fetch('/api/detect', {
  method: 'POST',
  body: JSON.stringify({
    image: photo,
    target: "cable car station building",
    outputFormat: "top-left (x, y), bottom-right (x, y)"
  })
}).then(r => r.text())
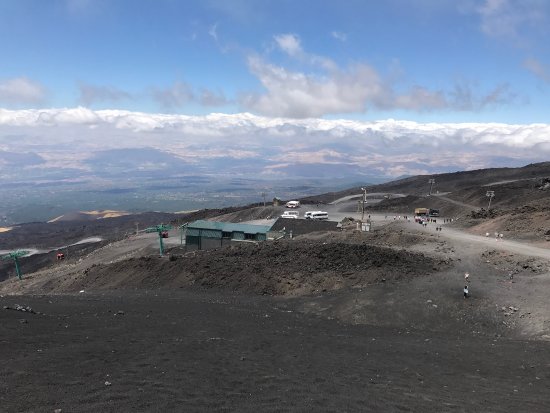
top-left (185, 220), bottom-right (273, 251)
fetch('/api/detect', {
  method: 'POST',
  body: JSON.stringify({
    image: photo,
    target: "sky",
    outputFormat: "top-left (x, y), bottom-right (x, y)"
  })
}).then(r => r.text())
top-left (0, 0), bottom-right (550, 181)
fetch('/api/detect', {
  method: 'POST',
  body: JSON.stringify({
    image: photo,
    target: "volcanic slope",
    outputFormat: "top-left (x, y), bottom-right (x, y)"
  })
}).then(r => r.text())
top-left (3, 184), bottom-right (550, 411)
top-left (0, 227), bottom-right (444, 297)
top-left (2, 219), bottom-right (550, 412)
top-left (302, 161), bottom-right (550, 217)
top-left (4, 216), bottom-right (550, 340)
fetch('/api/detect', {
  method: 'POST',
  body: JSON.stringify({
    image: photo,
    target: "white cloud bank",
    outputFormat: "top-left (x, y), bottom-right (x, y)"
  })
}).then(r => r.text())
top-left (0, 108), bottom-right (549, 178)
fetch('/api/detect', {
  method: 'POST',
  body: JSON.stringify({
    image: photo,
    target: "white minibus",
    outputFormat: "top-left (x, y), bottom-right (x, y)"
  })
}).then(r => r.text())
top-left (285, 201), bottom-right (300, 208)
top-left (306, 211), bottom-right (328, 220)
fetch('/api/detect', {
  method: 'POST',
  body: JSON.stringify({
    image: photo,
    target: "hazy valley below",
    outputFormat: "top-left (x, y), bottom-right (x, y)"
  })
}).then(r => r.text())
top-left (0, 174), bottom-right (371, 225)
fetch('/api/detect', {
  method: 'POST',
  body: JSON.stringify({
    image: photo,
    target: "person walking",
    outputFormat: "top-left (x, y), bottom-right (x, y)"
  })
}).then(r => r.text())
top-left (464, 272), bottom-right (470, 283)
top-left (464, 285), bottom-right (469, 298)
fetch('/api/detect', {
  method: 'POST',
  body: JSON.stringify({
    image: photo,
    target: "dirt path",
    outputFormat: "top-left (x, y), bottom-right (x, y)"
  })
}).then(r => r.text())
top-left (0, 233), bottom-right (163, 292)
top-left (0, 237), bottom-right (104, 257)
top-left (329, 192), bottom-right (406, 205)
top-left (392, 220), bottom-right (550, 338)
top-left (417, 222), bottom-right (550, 260)
top-left (432, 193), bottom-right (479, 210)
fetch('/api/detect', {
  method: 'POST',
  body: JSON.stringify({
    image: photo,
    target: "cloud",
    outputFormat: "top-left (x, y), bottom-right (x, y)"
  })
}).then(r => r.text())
top-left (475, 0), bottom-right (546, 42)
top-left (449, 82), bottom-right (518, 110)
top-left (198, 89), bottom-right (229, 106)
top-left (242, 56), bottom-right (390, 117)
top-left (274, 33), bottom-right (302, 56)
top-left (272, 33), bottom-right (336, 71)
top-left (0, 77), bottom-right (47, 106)
top-left (152, 82), bottom-right (194, 109)
top-left (479, 83), bottom-right (518, 107)
top-left (394, 86), bottom-right (447, 111)
top-left (242, 55), bottom-right (513, 117)
top-left (78, 83), bottom-right (132, 106)
top-left (331, 31), bottom-right (347, 42)
top-left (208, 23), bottom-right (219, 41)
top-left (524, 57), bottom-right (550, 83)
top-left (150, 82), bottom-right (230, 109)
top-left (0, 108), bottom-right (549, 179)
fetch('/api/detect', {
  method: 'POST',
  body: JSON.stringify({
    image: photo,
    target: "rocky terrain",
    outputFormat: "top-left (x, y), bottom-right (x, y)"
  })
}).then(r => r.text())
top-left (2, 234), bottom-right (445, 296)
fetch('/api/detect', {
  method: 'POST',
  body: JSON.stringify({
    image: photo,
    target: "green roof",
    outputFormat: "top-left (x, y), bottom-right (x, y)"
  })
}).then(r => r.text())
top-left (187, 220), bottom-right (273, 234)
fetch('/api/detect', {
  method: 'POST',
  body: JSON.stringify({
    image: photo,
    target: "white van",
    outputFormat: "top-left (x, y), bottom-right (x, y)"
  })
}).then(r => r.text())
top-left (305, 211), bottom-right (328, 220)
top-left (281, 211), bottom-right (299, 219)
top-left (310, 211), bottom-right (328, 220)
top-left (304, 211), bottom-right (315, 219)
top-left (285, 200), bottom-right (300, 208)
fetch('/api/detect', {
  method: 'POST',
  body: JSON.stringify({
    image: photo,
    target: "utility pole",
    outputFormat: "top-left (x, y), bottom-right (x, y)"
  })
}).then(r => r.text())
top-left (261, 192), bottom-right (267, 207)
top-left (361, 187), bottom-right (367, 221)
top-left (2, 250), bottom-right (30, 280)
top-left (486, 191), bottom-right (495, 211)
top-left (428, 178), bottom-right (435, 196)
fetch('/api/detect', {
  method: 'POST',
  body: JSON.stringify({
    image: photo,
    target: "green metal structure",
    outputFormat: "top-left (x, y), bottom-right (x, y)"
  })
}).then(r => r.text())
top-left (145, 224), bottom-right (173, 256)
top-left (1, 250), bottom-right (30, 280)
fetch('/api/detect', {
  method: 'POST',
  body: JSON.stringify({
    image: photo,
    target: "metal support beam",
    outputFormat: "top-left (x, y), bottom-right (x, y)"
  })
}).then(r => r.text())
top-left (428, 178), bottom-right (435, 195)
top-left (486, 190), bottom-right (495, 211)
top-left (361, 187), bottom-right (367, 221)
top-left (2, 250), bottom-right (30, 280)
top-left (145, 224), bottom-right (173, 256)
top-left (14, 257), bottom-right (21, 280)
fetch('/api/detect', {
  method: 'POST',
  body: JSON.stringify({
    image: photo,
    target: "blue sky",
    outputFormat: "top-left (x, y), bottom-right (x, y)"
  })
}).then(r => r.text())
top-left (1, 1), bottom-right (550, 183)
top-left (1, 0), bottom-right (549, 123)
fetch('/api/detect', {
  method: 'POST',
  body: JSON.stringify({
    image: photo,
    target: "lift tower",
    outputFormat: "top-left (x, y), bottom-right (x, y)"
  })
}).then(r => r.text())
top-left (2, 250), bottom-right (30, 280)
top-left (145, 224), bottom-right (173, 256)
